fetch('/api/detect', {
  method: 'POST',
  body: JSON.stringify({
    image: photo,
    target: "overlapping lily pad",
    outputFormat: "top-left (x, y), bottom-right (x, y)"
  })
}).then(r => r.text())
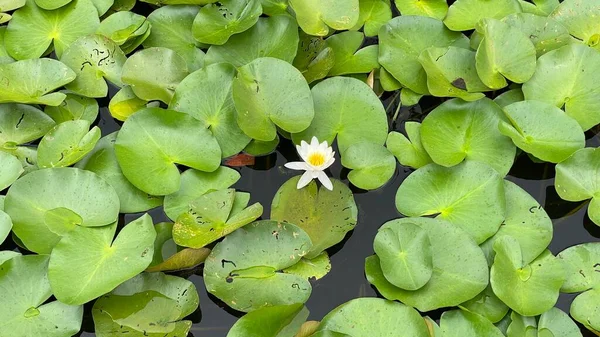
top-left (440, 310), bottom-right (504, 337)
top-left (550, 0), bottom-right (600, 47)
top-left (341, 141), bottom-right (396, 190)
top-left (386, 123), bottom-right (432, 169)
top-left (393, 0), bottom-right (448, 19)
top-left (0, 208), bottom-right (13, 244)
top-left (502, 13), bottom-right (572, 57)
top-left (108, 86), bottom-right (147, 121)
top-left (0, 151), bottom-right (23, 191)
top-left (325, 31), bottom-right (379, 76)
top-left (44, 92), bottom-right (99, 124)
top-left (227, 304), bottom-right (308, 337)
top-left (37, 120), bottom-right (101, 168)
top-left (192, 0), bottom-right (262, 45)
top-left (97, 11), bottom-right (151, 54)
top-left (288, 0), bottom-right (359, 36)
top-left (350, 0), bottom-right (391, 36)
top-left (443, 0), bottom-right (522, 31)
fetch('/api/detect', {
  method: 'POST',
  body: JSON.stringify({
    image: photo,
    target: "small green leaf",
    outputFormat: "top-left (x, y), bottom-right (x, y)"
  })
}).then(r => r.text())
top-left (502, 13), bottom-right (573, 57)
top-left (283, 252), bottom-right (331, 281)
top-left (0, 151), bottom-right (23, 191)
top-left (350, 0), bottom-right (391, 36)
top-left (326, 31), bottom-right (379, 76)
top-left (108, 86), bottom-right (147, 121)
top-left (288, 0), bottom-right (359, 36)
top-left (444, 0), bottom-right (522, 31)
top-left (386, 123), bottom-right (433, 169)
top-left (44, 92), bottom-right (99, 124)
top-left (292, 32), bottom-right (334, 84)
top-left (37, 120), bottom-right (101, 168)
top-left (192, 0), bottom-right (262, 45)
top-left (550, 0), bottom-right (600, 47)
top-left (393, 0), bottom-right (448, 19)
top-left (227, 304), bottom-right (308, 337)
top-left (440, 310), bottom-right (505, 337)
top-left (341, 141), bottom-right (396, 190)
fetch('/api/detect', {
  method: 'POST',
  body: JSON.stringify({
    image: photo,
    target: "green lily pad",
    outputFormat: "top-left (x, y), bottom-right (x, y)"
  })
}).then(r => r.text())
top-left (379, 67), bottom-right (401, 92)
top-left (260, 0), bottom-right (287, 15)
top-left (44, 92), bottom-right (99, 124)
top-left (502, 13), bottom-right (573, 57)
top-left (350, 0), bottom-right (391, 36)
top-left (37, 120), bottom-right (101, 168)
top-left (192, 0), bottom-right (262, 45)
top-left (538, 307), bottom-right (584, 337)
top-left (108, 86), bottom-right (147, 121)
top-left (5, 0), bottom-right (99, 59)
top-left (341, 141), bottom-right (396, 190)
top-left (0, 27), bottom-right (15, 64)
top-left (144, 5), bottom-right (205, 72)
top-left (443, 0), bottom-right (522, 31)
top-left (395, 161), bottom-right (505, 244)
top-left (440, 310), bottom-right (505, 337)
top-left (558, 243), bottom-right (600, 294)
top-left (393, 0), bottom-right (448, 19)
top-left (97, 11), bottom-right (150, 52)
top-left (494, 88), bottom-right (524, 108)
top-left (114, 107), bottom-right (221, 196)
top-left (571, 288), bottom-right (600, 334)
top-left (292, 32), bottom-right (334, 84)
top-left (420, 98), bottom-right (516, 176)
top-left (3, 145), bottom-right (38, 174)
top-left (110, 0), bottom-right (135, 10)
top-left (499, 100), bottom-right (585, 163)
top-left (35, 0), bottom-right (71, 10)
top-left (5, 167), bottom-right (120, 254)
top-left (232, 57), bottom-right (314, 141)
top-left (490, 236), bottom-right (566, 316)
top-left (366, 217), bottom-right (489, 311)
top-left (325, 31), bottom-right (379, 76)
top-left (228, 304), bottom-right (308, 337)
top-left (0, 250), bottom-right (19, 264)
top-left (475, 18), bottom-right (536, 89)
top-left (205, 15), bottom-right (299, 67)
top-left (48, 214), bottom-right (156, 305)
top-left (506, 311), bottom-right (537, 337)
top-left (244, 136), bottom-right (279, 156)
top-left (288, 0), bottom-right (359, 36)
top-left (146, 246), bottom-right (210, 273)
top-left (0, 255), bottom-right (83, 337)
top-left (522, 43), bottom-right (600, 131)
top-left (170, 63), bottom-right (251, 158)
top-left (173, 188), bottom-right (263, 248)
top-left (203, 220), bottom-right (313, 312)
top-left (460, 285), bottom-right (509, 323)
top-left (163, 166), bottom-right (240, 221)
top-left (0, 0), bottom-right (26, 12)
top-left (550, 0), bottom-right (600, 47)
top-left (373, 221), bottom-right (432, 291)
top-left (0, 209), bottom-right (12, 244)
top-left (283, 251), bottom-right (331, 281)
top-left (0, 58), bottom-right (75, 106)
top-left (122, 47), bottom-right (189, 104)
top-left (317, 298), bottom-right (430, 336)
top-left (378, 16), bottom-right (469, 95)
top-left (292, 77), bottom-right (387, 153)
top-left (386, 123), bottom-right (433, 169)
top-left (0, 151), bottom-right (23, 191)
top-left (76, 132), bottom-right (163, 213)
top-left (271, 177), bottom-right (357, 259)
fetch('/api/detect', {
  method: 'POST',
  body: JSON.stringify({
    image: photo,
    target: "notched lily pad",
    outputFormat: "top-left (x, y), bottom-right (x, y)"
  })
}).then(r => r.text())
top-left (108, 86), bottom-right (147, 121)
top-left (341, 141), bottom-right (396, 190)
top-left (325, 31), bottom-right (379, 76)
top-left (192, 0), bottom-right (262, 45)
top-left (386, 123), bottom-right (432, 169)
top-left (227, 303), bottom-right (308, 337)
top-left (44, 92), bottom-right (99, 124)
top-left (37, 120), bottom-right (101, 168)
top-left (97, 11), bottom-right (151, 53)
top-left (288, 0), bottom-right (359, 36)
top-left (443, 0), bottom-right (522, 31)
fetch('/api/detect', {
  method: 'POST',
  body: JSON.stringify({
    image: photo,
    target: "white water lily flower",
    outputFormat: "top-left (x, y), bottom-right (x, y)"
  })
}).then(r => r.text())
top-left (285, 136), bottom-right (335, 191)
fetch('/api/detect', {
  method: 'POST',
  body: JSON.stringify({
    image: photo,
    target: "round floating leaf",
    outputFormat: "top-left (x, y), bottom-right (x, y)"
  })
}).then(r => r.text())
top-left (341, 141), bottom-right (396, 190)
top-left (0, 0), bottom-right (26, 12)
top-left (350, 0), bottom-right (391, 37)
top-left (122, 47), bottom-right (189, 104)
top-left (494, 88), bottom-right (524, 108)
top-left (550, 0), bottom-right (600, 46)
top-left (271, 177), bottom-right (357, 259)
top-left (366, 217), bottom-right (489, 311)
top-left (0, 209), bottom-right (13, 244)
top-left (0, 27), bottom-right (15, 64)
top-left (571, 288), bottom-right (600, 334)
top-left (460, 285), bottom-right (509, 323)
top-left (317, 298), bottom-right (430, 336)
top-left (76, 132), bottom-right (163, 213)
top-left (44, 92), bottom-right (99, 124)
top-left (48, 214), bottom-right (156, 305)
top-left (144, 5), bottom-right (205, 71)
top-left (558, 243), bottom-right (600, 293)
top-left (115, 107), bottom-right (221, 196)
top-left (538, 307), bottom-right (583, 337)
top-left (421, 98), bottom-right (515, 176)
top-left (499, 100), bottom-right (585, 163)
top-left (192, 0), bottom-right (262, 45)
top-left (292, 77), bottom-right (387, 153)
top-left (170, 63), bottom-right (251, 158)
top-left (0, 58), bottom-right (75, 106)
top-left (292, 32), bottom-right (335, 84)
top-left (90, 0), bottom-right (113, 15)
top-left (227, 304), bottom-right (308, 337)
top-left (232, 57), bottom-right (314, 141)
top-left (443, 0), bottom-right (522, 31)
top-left (163, 166), bottom-right (240, 221)
top-left (378, 16), bottom-right (469, 95)
top-left (440, 310), bottom-right (505, 337)
top-left (108, 86), bottom-right (147, 121)
top-left (35, 0), bottom-right (72, 10)
top-left (386, 123), bottom-right (432, 169)
top-left (0, 151), bottom-right (22, 191)
top-left (490, 236), bottom-right (566, 316)
top-left (37, 120), bottom-right (101, 168)
top-left (97, 11), bottom-right (149, 47)
top-left (244, 136), bottom-right (279, 156)
top-left (205, 15), bottom-right (299, 67)
top-left (395, 161), bottom-right (505, 244)
top-left (5, 0), bottom-right (100, 59)
top-left (5, 167), bottom-right (120, 254)
top-left (502, 13), bottom-right (572, 57)
top-left (0, 255), bottom-right (83, 337)
top-left (522, 43), bottom-right (600, 131)
top-left (325, 31), bottom-right (379, 76)
top-left (373, 222), bottom-right (432, 291)
top-left (0, 250), bottom-right (20, 264)
top-left (288, 0), bottom-right (359, 36)
top-left (506, 311), bottom-right (537, 337)
top-left (203, 220), bottom-right (313, 312)
top-left (475, 18), bottom-right (536, 89)
top-left (283, 251), bottom-right (331, 281)
top-left (394, 0), bottom-right (448, 19)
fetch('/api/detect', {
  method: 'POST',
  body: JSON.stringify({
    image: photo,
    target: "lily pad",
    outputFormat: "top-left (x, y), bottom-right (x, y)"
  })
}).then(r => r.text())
top-left (341, 141), bottom-right (396, 190)
top-left (506, 311), bottom-right (537, 337)
top-left (292, 32), bottom-right (335, 84)
top-left (170, 63), bottom-right (251, 158)
top-left (443, 0), bottom-right (522, 31)
top-left (570, 288), bottom-right (600, 334)
top-left (122, 47), bottom-right (189, 104)
top-left (420, 97), bottom-right (516, 176)
top-left (325, 31), bottom-right (379, 76)
top-left (558, 243), bottom-right (600, 294)
top-left (460, 285), bottom-right (509, 323)
top-left (538, 307), bottom-right (584, 337)
top-left (48, 214), bottom-right (156, 305)
top-left (0, 255), bottom-right (83, 337)
top-left (108, 86), bottom-right (147, 121)
top-left (395, 161), bottom-right (505, 244)
top-left (0, 58), bottom-right (75, 106)
top-left (144, 5), bottom-right (205, 71)
top-left (0, 27), bottom-right (15, 64)
top-left (522, 43), bottom-right (600, 131)
top-left (44, 92), bottom-right (99, 124)
top-left (366, 217), bottom-right (489, 311)
top-left (288, 0), bottom-right (359, 36)
top-left (205, 15), bottom-right (299, 67)
top-left (37, 120), bottom-right (101, 168)
top-left (146, 247), bottom-right (210, 273)
top-left (350, 0), bottom-right (391, 36)
top-left (271, 177), bottom-right (357, 259)
top-left (192, 0), bottom-right (262, 45)
top-left (5, 0), bottom-right (100, 59)
top-left (5, 167), bottom-right (120, 254)
top-left (0, 209), bottom-right (12, 244)
top-left (227, 304), bottom-right (308, 337)
top-left (490, 236), bottom-right (566, 316)
top-left (97, 11), bottom-right (150, 53)
top-left (203, 220), bottom-right (313, 312)
top-left (393, 0), bottom-right (448, 19)
top-left (282, 251), bottom-right (331, 281)
top-left (499, 100), bottom-right (585, 163)
top-left (114, 107), bottom-right (221, 196)
top-left (440, 310), bottom-right (505, 337)
top-left (232, 57), bottom-right (314, 141)
top-left (550, 0), bottom-right (600, 47)
top-left (244, 136), bottom-right (279, 156)
top-left (502, 13), bottom-right (573, 57)
top-left (386, 123), bottom-right (432, 169)
top-left (0, 151), bottom-right (23, 191)
top-left (76, 132), bottom-right (163, 213)
top-left (494, 88), bottom-right (524, 108)
top-left (35, 0), bottom-right (71, 10)
top-left (292, 77), bottom-right (387, 153)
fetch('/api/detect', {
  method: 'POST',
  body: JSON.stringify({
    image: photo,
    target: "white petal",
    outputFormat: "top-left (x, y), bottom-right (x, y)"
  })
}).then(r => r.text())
top-left (325, 147), bottom-right (333, 157)
top-left (317, 171), bottom-right (333, 190)
top-left (311, 170), bottom-right (320, 178)
top-left (322, 156), bottom-right (335, 169)
top-left (285, 162), bottom-right (309, 171)
top-left (318, 140), bottom-right (328, 152)
top-left (310, 136), bottom-right (319, 148)
top-left (297, 171), bottom-right (314, 189)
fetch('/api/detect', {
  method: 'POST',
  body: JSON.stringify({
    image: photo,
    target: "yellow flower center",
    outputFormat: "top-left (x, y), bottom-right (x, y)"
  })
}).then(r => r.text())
top-left (307, 152), bottom-right (326, 167)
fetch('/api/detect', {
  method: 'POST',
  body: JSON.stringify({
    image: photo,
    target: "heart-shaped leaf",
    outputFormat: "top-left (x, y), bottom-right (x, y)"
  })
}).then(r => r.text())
top-left (192, 0), bottom-right (262, 45)
top-left (44, 92), bottom-right (99, 124)
top-left (386, 122), bottom-right (432, 169)
top-left (326, 31), bottom-right (379, 76)
top-left (108, 86), bottom-right (148, 122)
top-left (227, 304), bottom-right (308, 337)
top-left (97, 11), bottom-right (150, 52)
top-left (440, 310), bottom-right (505, 337)
top-left (350, 0), bottom-right (391, 36)
top-left (341, 141), bottom-right (396, 190)
top-left (502, 13), bottom-right (572, 57)
top-left (443, 0), bottom-right (522, 31)
top-left (538, 307), bottom-right (584, 337)
top-left (292, 32), bottom-right (335, 84)
top-left (571, 288), bottom-right (600, 334)
top-left (37, 120), bottom-right (101, 168)
top-left (288, 0), bottom-right (359, 36)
